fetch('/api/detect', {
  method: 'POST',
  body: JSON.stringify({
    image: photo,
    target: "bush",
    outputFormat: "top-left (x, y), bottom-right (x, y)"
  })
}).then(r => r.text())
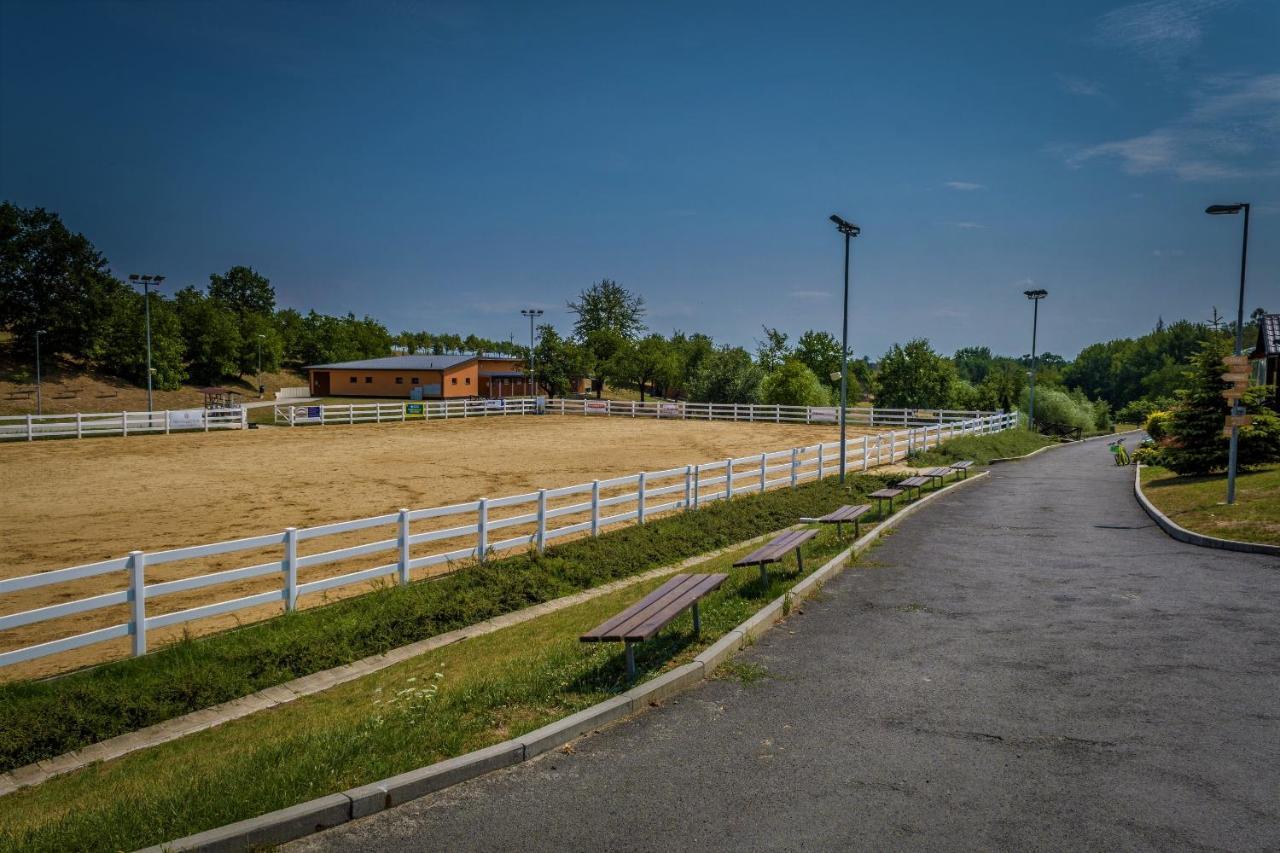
top-left (1145, 410), bottom-right (1172, 441)
top-left (1117, 397), bottom-right (1173, 425)
top-left (1021, 385), bottom-right (1094, 433)
top-left (759, 359), bottom-right (830, 407)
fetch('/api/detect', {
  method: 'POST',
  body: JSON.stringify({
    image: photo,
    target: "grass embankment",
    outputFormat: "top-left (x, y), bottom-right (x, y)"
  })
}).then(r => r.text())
top-left (0, 474), bottom-right (893, 774)
top-left (1140, 463), bottom-right (1280, 546)
top-left (0, 499), bottom-right (881, 852)
top-left (906, 429), bottom-right (1056, 467)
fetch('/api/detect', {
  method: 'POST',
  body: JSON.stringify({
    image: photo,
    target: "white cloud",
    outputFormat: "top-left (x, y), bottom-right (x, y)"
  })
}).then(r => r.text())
top-left (788, 289), bottom-right (832, 300)
top-left (1094, 0), bottom-right (1233, 68)
top-left (1065, 73), bottom-right (1280, 180)
top-left (944, 181), bottom-right (986, 191)
top-left (1057, 74), bottom-right (1104, 97)
top-left (953, 221), bottom-right (986, 229)
top-left (1152, 249), bottom-right (1186, 257)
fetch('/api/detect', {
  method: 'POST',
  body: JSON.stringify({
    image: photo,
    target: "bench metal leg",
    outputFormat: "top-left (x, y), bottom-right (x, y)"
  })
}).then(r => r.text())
top-left (625, 641), bottom-right (637, 681)
top-left (758, 561), bottom-right (769, 587)
top-left (836, 520), bottom-right (843, 539)
top-left (692, 602), bottom-right (701, 636)
top-left (795, 547), bottom-right (804, 575)
top-left (855, 518), bottom-right (861, 539)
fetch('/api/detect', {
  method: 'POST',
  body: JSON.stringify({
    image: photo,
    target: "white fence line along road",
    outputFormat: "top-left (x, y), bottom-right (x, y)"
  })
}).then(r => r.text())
top-left (272, 396), bottom-right (989, 429)
top-left (0, 408), bottom-right (247, 441)
top-left (0, 411), bottom-right (1018, 673)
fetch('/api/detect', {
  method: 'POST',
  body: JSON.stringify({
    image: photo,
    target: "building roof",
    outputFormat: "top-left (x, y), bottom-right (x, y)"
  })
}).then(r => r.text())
top-left (1252, 313), bottom-right (1280, 359)
top-left (480, 370), bottom-right (527, 379)
top-left (305, 355), bottom-right (477, 371)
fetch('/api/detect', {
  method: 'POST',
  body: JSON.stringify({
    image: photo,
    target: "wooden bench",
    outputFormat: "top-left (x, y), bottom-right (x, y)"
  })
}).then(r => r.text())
top-left (950, 460), bottom-right (975, 478)
top-left (812, 504), bottom-right (871, 539)
top-left (896, 476), bottom-right (930, 499)
top-left (868, 488), bottom-right (903, 515)
top-left (581, 572), bottom-right (728, 680)
top-left (920, 466), bottom-right (953, 488)
top-left (733, 528), bottom-right (817, 585)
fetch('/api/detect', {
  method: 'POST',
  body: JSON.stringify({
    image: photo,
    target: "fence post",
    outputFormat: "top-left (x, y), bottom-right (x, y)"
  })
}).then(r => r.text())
top-left (477, 498), bottom-right (488, 561)
top-left (129, 550), bottom-right (146, 656)
top-left (536, 489), bottom-right (547, 554)
top-left (398, 509), bottom-right (411, 585)
top-left (775, 405), bottom-right (781, 423)
top-left (122, 411), bottom-right (129, 437)
top-left (693, 465), bottom-right (701, 508)
top-left (631, 401), bottom-right (636, 418)
top-left (77, 412), bottom-right (83, 439)
top-left (591, 481), bottom-right (600, 536)
top-left (26, 414), bottom-right (32, 441)
top-left (790, 448), bottom-right (799, 488)
top-left (204, 409), bottom-right (210, 432)
top-left (284, 527), bottom-right (298, 612)
top-left (760, 453), bottom-right (767, 492)
top-left (684, 465), bottom-right (693, 510)
top-left (637, 473), bottom-right (647, 523)
top-left (725, 457), bottom-right (733, 500)
top-left (862, 435), bottom-right (869, 471)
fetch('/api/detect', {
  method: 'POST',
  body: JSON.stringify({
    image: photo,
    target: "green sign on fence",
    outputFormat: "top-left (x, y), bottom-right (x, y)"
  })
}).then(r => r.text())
top-left (405, 403), bottom-right (424, 416)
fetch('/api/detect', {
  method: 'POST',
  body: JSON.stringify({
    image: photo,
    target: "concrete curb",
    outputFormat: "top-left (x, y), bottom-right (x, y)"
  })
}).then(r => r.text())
top-left (988, 430), bottom-right (1139, 464)
top-left (2, 525), bottom-right (802, 798)
top-left (145, 472), bottom-right (991, 852)
top-left (1134, 464), bottom-right (1280, 557)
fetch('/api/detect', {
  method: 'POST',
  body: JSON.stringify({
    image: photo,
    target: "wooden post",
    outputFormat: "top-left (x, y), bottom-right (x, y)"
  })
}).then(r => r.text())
top-left (693, 465), bottom-right (701, 508)
top-left (536, 489), bottom-right (547, 554)
top-left (476, 498), bottom-right (488, 562)
top-left (725, 457), bottom-right (733, 500)
top-left (398, 509), bottom-right (411, 585)
top-left (122, 411), bottom-right (129, 437)
top-left (684, 465), bottom-right (693, 510)
top-left (129, 550), bottom-right (146, 656)
top-left (637, 473), bottom-right (647, 524)
top-left (862, 435), bottom-right (869, 471)
top-left (818, 443), bottom-right (825, 479)
top-left (284, 527), bottom-right (298, 612)
top-left (790, 448), bottom-right (798, 488)
top-left (591, 481), bottom-right (600, 536)
top-left (76, 412), bottom-right (83, 439)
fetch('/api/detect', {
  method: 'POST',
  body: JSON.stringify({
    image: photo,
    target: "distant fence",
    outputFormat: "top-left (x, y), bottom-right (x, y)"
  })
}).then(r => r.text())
top-left (0, 411), bottom-right (1019, 671)
top-left (274, 387), bottom-right (311, 401)
top-left (0, 408), bottom-right (247, 442)
top-left (273, 397), bottom-right (989, 429)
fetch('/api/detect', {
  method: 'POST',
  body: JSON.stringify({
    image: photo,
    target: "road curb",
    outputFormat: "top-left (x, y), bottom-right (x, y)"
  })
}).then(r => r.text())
top-left (1134, 465), bottom-right (1280, 557)
top-left (146, 472), bottom-right (990, 852)
top-left (988, 430), bottom-right (1140, 464)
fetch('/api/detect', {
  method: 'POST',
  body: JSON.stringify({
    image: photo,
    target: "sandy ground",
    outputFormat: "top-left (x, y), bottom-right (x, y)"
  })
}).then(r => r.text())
top-left (0, 415), bottom-right (892, 680)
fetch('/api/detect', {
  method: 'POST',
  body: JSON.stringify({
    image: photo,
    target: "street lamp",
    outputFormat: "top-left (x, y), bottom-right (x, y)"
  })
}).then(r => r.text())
top-left (830, 214), bottom-right (861, 484)
top-left (1205, 202), bottom-right (1251, 504)
top-left (521, 308), bottom-right (544, 397)
top-left (257, 333), bottom-right (266, 375)
top-left (129, 274), bottom-right (165, 412)
top-left (1023, 289), bottom-right (1047, 430)
top-left (34, 329), bottom-right (45, 415)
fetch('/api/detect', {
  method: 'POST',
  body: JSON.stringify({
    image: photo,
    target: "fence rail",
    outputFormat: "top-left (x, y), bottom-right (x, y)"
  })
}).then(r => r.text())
top-left (0, 411), bottom-right (1019, 671)
top-left (273, 397), bottom-right (538, 425)
top-left (0, 408), bottom-right (247, 441)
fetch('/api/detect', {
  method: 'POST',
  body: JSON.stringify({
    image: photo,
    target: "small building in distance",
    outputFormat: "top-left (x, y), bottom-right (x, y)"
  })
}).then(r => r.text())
top-left (306, 354), bottom-right (535, 399)
top-left (1249, 313), bottom-right (1279, 412)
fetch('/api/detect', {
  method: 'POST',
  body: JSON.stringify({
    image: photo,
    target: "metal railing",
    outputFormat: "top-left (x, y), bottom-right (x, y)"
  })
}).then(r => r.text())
top-left (0, 411), bottom-right (1018, 671)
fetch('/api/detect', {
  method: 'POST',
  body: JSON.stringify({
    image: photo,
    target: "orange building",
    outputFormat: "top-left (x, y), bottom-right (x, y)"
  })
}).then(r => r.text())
top-left (306, 355), bottom-right (536, 399)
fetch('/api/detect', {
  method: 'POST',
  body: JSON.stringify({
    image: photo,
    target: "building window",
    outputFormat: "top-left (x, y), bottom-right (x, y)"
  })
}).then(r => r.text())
top-left (451, 377), bottom-right (457, 385)
top-left (395, 377), bottom-right (404, 385)
top-left (465, 377), bottom-right (471, 385)
top-left (349, 376), bottom-right (357, 383)
top-left (411, 377), bottom-right (419, 384)
top-left (365, 376), bottom-right (373, 384)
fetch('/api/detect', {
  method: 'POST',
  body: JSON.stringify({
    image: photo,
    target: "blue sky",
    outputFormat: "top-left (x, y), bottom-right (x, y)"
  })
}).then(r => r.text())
top-left (1, 0), bottom-right (1276, 360)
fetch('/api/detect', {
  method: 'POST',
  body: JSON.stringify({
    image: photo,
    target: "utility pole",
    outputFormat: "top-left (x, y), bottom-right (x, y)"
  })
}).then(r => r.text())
top-left (129, 274), bottom-right (165, 411)
top-left (1024, 289), bottom-right (1048, 430)
top-left (521, 308), bottom-right (544, 397)
top-left (1205, 202), bottom-right (1251, 504)
top-left (829, 214), bottom-right (861, 484)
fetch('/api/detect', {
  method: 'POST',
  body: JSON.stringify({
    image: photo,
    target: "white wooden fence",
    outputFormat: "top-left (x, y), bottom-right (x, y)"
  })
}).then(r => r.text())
top-left (0, 411), bottom-right (1018, 671)
top-left (273, 397), bottom-right (538, 425)
top-left (0, 408), bottom-right (247, 441)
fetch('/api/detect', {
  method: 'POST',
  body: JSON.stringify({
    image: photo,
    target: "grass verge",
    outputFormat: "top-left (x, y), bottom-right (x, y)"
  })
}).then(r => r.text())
top-left (0, 525), bottom-right (857, 852)
top-left (1140, 463), bottom-right (1280, 546)
top-left (905, 429), bottom-right (1056, 467)
top-left (0, 473), bottom-right (895, 773)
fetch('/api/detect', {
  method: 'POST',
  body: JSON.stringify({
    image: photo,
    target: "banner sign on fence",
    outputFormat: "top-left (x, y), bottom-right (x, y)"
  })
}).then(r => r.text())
top-left (167, 409), bottom-right (206, 429)
top-left (485, 399), bottom-right (505, 410)
top-left (405, 403), bottom-right (424, 416)
top-left (584, 400), bottom-right (609, 414)
top-left (659, 402), bottom-right (681, 416)
top-left (810, 407), bottom-right (837, 424)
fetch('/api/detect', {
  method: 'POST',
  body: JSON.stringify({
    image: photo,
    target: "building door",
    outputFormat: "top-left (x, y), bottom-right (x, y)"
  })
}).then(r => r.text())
top-left (313, 372), bottom-right (330, 396)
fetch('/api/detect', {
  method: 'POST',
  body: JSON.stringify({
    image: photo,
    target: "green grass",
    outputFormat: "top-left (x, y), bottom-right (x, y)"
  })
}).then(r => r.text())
top-left (1140, 463), bottom-right (1280, 546)
top-left (0, 526), bottom-right (857, 853)
top-left (905, 429), bottom-right (1056, 467)
top-left (0, 473), bottom-right (896, 774)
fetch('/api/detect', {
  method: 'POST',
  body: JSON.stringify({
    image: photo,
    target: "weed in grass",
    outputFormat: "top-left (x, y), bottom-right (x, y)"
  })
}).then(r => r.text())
top-left (716, 660), bottom-right (769, 685)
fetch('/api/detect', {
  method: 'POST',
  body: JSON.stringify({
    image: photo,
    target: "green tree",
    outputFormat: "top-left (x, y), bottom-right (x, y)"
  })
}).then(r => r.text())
top-left (581, 328), bottom-right (627, 398)
top-left (687, 346), bottom-right (763, 404)
top-left (953, 346), bottom-right (994, 384)
top-left (174, 287), bottom-right (242, 384)
top-left (0, 202), bottom-right (124, 361)
top-left (1161, 338), bottom-right (1280, 475)
top-left (793, 330), bottom-right (843, 392)
top-left (977, 361), bottom-right (1026, 412)
top-left (875, 339), bottom-right (956, 408)
top-left (237, 313), bottom-right (284, 377)
top-left (755, 326), bottom-right (790, 372)
top-left (533, 325), bottom-right (590, 397)
top-left (759, 359), bottom-right (829, 407)
top-left (611, 333), bottom-right (676, 401)
top-left (89, 288), bottom-right (187, 389)
top-left (208, 266), bottom-right (275, 318)
top-left (567, 279), bottom-right (645, 340)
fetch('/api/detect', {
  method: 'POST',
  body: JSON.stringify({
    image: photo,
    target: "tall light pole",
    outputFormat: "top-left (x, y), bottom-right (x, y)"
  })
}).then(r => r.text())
top-left (257, 333), bottom-right (266, 375)
top-left (830, 214), bottom-right (861, 484)
top-left (521, 308), bottom-right (544, 396)
top-left (1206, 202), bottom-right (1251, 504)
top-left (34, 329), bottom-right (45, 415)
top-left (1023, 289), bottom-right (1047, 430)
top-left (130, 274), bottom-right (165, 411)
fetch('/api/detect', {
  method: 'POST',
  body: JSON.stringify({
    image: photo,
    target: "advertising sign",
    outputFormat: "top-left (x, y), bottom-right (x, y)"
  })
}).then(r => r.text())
top-left (485, 399), bottom-right (505, 410)
top-left (584, 400), bottom-right (609, 414)
top-left (810, 407), bottom-right (837, 424)
top-left (405, 403), bottom-right (424, 416)
top-left (167, 408), bottom-right (206, 429)
top-left (659, 402), bottom-right (682, 416)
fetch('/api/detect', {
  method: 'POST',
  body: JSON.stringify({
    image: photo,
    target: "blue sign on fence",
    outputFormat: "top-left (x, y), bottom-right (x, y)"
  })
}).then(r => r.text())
top-left (307, 406), bottom-right (321, 418)
top-left (405, 403), bottom-right (424, 415)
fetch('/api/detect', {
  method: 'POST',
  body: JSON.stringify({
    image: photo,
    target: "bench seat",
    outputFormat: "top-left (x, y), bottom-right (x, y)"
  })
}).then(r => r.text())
top-left (950, 460), bottom-right (975, 478)
top-left (868, 488), bottom-right (903, 514)
top-left (896, 476), bottom-right (930, 499)
top-left (581, 572), bottom-right (728, 679)
top-left (920, 467), bottom-right (953, 486)
top-left (814, 504), bottom-right (872, 539)
top-left (733, 528), bottom-right (817, 585)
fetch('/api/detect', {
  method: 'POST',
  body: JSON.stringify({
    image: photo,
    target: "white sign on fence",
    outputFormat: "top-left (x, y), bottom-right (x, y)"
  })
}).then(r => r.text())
top-left (810, 407), bottom-right (838, 424)
top-left (166, 409), bottom-right (206, 429)
top-left (659, 402), bottom-right (682, 416)
top-left (584, 400), bottom-right (609, 414)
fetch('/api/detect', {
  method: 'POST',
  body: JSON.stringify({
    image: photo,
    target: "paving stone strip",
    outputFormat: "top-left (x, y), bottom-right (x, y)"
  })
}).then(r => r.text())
top-left (0, 527), bottom-right (792, 797)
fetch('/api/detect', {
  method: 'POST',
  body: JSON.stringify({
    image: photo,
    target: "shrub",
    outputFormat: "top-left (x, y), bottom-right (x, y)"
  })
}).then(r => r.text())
top-left (1145, 410), bottom-right (1172, 441)
top-left (1117, 397), bottom-right (1172, 425)
top-left (1021, 385), bottom-right (1094, 432)
top-left (759, 359), bottom-right (830, 407)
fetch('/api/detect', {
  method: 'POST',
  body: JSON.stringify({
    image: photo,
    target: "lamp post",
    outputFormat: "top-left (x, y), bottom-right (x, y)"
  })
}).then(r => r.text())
top-left (830, 214), bottom-right (861, 484)
top-left (129, 274), bottom-right (165, 411)
top-left (34, 329), bottom-right (45, 415)
top-left (257, 333), bottom-right (266, 374)
top-left (1023, 289), bottom-right (1047, 430)
top-left (1205, 202), bottom-right (1251, 505)
top-left (521, 308), bottom-right (544, 396)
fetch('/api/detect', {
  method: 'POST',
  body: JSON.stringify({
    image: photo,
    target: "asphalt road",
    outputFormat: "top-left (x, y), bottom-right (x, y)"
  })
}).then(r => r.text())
top-left (291, 436), bottom-right (1280, 852)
